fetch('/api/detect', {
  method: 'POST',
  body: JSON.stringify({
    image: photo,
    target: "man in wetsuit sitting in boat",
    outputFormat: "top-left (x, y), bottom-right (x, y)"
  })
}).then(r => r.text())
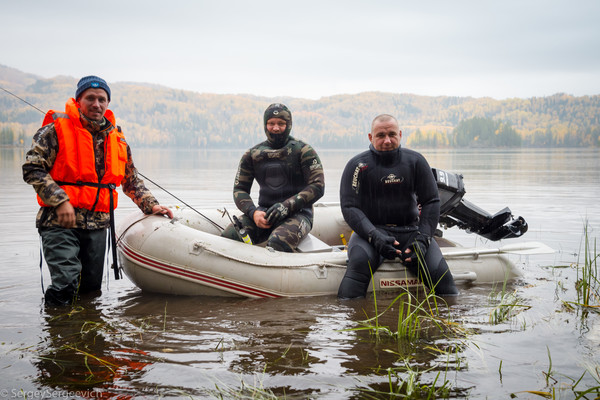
top-left (338, 114), bottom-right (458, 299)
top-left (221, 103), bottom-right (325, 252)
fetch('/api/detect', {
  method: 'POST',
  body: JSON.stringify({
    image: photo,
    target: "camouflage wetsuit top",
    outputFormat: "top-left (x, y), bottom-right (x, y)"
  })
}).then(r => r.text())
top-left (233, 135), bottom-right (325, 223)
top-left (23, 112), bottom-right (159, 229)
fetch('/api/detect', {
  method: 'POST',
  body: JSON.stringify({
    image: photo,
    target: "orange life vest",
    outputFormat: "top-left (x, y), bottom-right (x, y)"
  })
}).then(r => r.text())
top-left (37, 98), bottom-right (127, 213)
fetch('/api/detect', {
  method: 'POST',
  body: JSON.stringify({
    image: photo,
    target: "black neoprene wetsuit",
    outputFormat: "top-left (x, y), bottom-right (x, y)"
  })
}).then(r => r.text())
top-left (340, 144), bottom-right (440, 238)
top-left (338, 144), bottom-right (458, 298)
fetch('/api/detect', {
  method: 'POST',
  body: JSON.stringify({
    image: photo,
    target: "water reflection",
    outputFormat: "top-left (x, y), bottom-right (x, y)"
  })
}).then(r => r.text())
top-left (36, 298), bottom-right (151, 396)
top-left (33, 288), bottom-right (471, 397)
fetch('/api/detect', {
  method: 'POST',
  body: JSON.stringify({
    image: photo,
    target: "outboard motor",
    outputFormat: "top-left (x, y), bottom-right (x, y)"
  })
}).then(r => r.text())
top-left (432, 168), bottom-right (528, 241)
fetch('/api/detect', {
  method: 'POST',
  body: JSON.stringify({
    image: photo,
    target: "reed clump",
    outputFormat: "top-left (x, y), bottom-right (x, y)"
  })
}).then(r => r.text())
top-left (514, 347), bottom-right (600, 399)
top-left (344, 264), bottom-right (467, 399)
top-left (487, 280), bottom-right (531, 325)
top-left (574, 223), bottom-right (600, 311)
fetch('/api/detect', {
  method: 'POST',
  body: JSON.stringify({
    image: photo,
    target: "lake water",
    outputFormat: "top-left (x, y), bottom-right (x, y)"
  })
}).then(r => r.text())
top-left (1, 147), bottom-right (599, 399)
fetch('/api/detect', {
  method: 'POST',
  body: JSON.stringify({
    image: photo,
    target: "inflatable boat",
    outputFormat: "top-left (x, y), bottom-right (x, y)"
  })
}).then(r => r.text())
top-left (116, 169), bottom-right (545, 298)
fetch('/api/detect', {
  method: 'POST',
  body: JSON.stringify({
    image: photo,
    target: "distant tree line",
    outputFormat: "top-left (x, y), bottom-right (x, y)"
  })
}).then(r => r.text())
top-left (407, 117), bottom-right (522, 147)
top-left (0, 124), bottom-right (27, 146)
top-left (405, 116), bottom-right (600, 148)
top-left (1, 65), bottom-right (599, 148)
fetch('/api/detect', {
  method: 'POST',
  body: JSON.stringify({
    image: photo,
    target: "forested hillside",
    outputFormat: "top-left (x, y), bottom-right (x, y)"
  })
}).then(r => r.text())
top-left (2, 65), bottom-right (599, 148)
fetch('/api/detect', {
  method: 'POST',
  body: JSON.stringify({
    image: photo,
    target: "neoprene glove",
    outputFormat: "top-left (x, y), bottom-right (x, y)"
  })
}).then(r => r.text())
top-left (265, 202), bottom-right (289, 226)
top-left (369, 229), bottom-right (398, 260)
top-left (402, 233), bottom-right (430, 267)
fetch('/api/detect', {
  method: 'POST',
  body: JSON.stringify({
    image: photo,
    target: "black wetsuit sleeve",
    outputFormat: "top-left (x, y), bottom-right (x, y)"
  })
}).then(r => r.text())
top-left (339, 156), bottom-right (377, 239)
top-left (414, 156), bottom-right (440, 237)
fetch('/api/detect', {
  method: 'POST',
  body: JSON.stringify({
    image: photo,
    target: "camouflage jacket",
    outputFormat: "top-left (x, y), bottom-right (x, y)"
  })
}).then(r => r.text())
top-left (233, 136), bottom-right (325, 220)
top-left (22, 115), bottom-right (159, 229)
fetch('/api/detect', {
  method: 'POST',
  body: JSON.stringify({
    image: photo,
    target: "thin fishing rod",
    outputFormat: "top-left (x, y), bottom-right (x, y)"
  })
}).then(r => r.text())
top-left (137, 171), bottom-right (224, 231)
top-left (0, 86), bottom-right (46, 114)
top-left (2, 84), bottom-right (225, 231)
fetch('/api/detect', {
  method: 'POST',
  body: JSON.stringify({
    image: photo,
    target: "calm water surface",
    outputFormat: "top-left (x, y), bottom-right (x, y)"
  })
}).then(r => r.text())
top-left (1, 147), bottom-right (599, 398)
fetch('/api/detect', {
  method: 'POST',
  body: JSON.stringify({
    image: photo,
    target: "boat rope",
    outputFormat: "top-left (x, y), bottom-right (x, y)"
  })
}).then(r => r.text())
top-left (189, 240), bottom-right (348, 269)
top-left (115, 213), bottom-right (155, 246)
top-left (2, 85), bottom-right (225, 232)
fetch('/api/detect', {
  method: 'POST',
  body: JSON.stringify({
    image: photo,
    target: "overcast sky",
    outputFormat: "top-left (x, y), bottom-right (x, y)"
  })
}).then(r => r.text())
top-left (2, 0), bottom-right (599, 100)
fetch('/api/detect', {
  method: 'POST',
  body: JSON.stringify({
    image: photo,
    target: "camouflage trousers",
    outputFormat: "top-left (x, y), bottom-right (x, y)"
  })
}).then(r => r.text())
top-left (221, 213), bottom-right (312, 252)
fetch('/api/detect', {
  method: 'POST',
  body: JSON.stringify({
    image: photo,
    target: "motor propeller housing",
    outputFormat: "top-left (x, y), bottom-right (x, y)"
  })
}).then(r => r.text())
top-left (432, 168), bottom-right (528, 241)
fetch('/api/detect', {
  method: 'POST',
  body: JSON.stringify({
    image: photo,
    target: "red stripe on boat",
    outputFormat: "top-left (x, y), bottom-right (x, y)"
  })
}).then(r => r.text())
top-left (119, 242), bottom-right (281, 298)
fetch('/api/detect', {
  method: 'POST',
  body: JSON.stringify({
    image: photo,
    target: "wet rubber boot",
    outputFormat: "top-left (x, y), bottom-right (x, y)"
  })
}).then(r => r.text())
top-left (44, 288), bottom-right (73, 307)
top-left (221, 223), bottom-right (244, 242)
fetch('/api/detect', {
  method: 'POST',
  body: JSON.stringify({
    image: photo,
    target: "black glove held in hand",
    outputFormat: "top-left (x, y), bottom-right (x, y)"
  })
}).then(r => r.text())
top-left (369, 229), bottom-right (398, 260)
top-left (265, 202), bottom-right (289, 226)
top-left (402, 233), bottom-right (430, 267)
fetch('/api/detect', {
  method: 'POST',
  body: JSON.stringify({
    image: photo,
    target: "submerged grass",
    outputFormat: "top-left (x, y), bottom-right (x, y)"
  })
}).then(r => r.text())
top-left (209, 370), bottom-right (282, 400)
top-left (514, 348), bottom-right (600, 399)
top-left (512, 224), bottom-right (600, 399)
top-left (339, 261), bottom-right (469, 398)
top-left (351, 261), bottom-right (466, 343)
top-left (348, 288), bottom-right (462, 398)
top-left (357, 361), bottom-right (454, 399)
top-left (487, 279), bottom-right (531, 325)
top-left (355, 288), bottom-right (466, 343)
top-left (211, 382), bottom-right (281, 400)
top-left (351, 226), bottom-right (600, 398)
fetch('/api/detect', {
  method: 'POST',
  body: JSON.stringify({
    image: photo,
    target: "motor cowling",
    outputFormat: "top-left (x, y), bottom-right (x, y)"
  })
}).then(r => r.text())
top-left (432, 168), bottom-right (528, 241)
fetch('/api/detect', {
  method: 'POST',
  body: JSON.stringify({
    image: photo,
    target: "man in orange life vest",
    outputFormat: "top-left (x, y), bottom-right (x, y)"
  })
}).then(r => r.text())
top-left (23, 76), bottom-right (173, 307)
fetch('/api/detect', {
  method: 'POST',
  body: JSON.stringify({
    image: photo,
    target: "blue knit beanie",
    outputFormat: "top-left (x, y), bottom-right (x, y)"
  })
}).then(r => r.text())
top-left (75, 75), bottom-right (111, 101)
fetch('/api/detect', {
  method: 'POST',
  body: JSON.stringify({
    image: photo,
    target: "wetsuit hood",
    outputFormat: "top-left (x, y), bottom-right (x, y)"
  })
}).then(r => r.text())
top-left (264, 103), bottom-right (292, 149)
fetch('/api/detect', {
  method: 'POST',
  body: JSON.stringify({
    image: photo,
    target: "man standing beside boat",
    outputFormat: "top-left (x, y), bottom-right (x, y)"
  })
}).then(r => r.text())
top-left (221, 103), bottom-right (325, 252)
top-left (338, 114), bottom-right (458, 299)
top-left (22, 75), bottom-right (173, 307)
